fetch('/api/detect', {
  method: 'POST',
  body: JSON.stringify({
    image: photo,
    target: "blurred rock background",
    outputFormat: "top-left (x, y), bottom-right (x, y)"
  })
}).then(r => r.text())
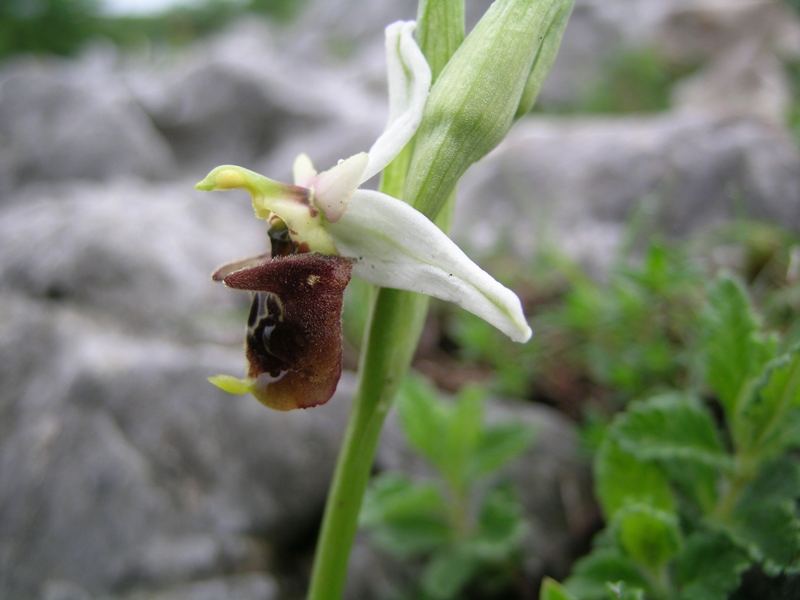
top-left (0, 0), bottom-right (798, 598)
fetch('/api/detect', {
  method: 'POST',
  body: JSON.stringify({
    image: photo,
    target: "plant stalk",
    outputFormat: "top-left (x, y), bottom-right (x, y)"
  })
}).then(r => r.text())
top-left (306, 288), bottom-right (430, 600)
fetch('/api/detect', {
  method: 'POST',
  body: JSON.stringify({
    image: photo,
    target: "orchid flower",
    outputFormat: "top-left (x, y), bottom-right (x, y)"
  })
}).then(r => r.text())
top-left (197, 21), bottom-right (532, 411)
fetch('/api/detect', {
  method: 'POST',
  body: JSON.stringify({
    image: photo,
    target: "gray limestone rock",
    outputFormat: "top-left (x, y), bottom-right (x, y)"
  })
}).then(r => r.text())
top-left (0, 290), bottom-right (354, 597)
top-left (0, 179), bottom-right (263, 339)
top-left (0, 50), bottom-right (175, 196)
top-left (453, 113), bottom-right (800, 273)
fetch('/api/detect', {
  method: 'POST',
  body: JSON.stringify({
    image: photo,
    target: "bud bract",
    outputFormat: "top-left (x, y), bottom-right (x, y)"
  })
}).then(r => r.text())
top-left (404, 0), bottom-right (574, 218)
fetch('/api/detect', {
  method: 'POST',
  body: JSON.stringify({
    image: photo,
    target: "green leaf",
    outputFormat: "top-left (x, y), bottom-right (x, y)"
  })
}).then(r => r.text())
top-left (421, 547), bottom-right (480, 600)
top-left (595, 436), bottom-right (675, 519)
top-left (442, 385), bottom-right (484, 487)
top-left (615, 393), bottom-right (729, 469)
top-left (415, 0), bottom-right (465, 82)
top-left (539, 578), bottom-right (578, 600)
top-left (728, 457), bottom-right (800, 573)
top-left (467, 421), bottom-right (536, 481)
top-left (737, 344), bottom-right (800, 460)
top-left (360, 473), bottom-right (451, 557)
top-left (661, 459), bottom-right (720, 516)
top-left (610, 393), bottom-right (727, 513)
top-left (675, 531), bottom-right (751, 600)
top-left (614, 504), bottom-right (681, 572)
top-left (701, 276), bottom-right (774, 416)
top-left (772, 407), bottom-right (800, 453)
top-left (604, 581), bottom-right (646, 600)
top-left (472, 484), bottom-right (528, 561)
top-left (564, 548), bottom-right (652, 600)
top-left (397, 376), bottom-right (449, 467)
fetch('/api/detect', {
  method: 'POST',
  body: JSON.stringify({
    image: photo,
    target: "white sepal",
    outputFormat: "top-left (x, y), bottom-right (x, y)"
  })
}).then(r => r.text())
top-left (327, 189), bottom-right (532, 343)
top-left (292, 153), bottom-right (317, 188)
top-left (361, 21), bottom-right (432, 184)
top-left (312, 152), bottom-right (368, 222)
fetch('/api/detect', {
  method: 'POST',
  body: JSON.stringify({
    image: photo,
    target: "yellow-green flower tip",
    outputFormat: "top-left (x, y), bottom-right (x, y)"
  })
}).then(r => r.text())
top-left (195, 165), bottom-right (289, 199)
top-left (195, 165), bottom-right (249, 192)
top-left (208, 374), bottom-right (253, 395)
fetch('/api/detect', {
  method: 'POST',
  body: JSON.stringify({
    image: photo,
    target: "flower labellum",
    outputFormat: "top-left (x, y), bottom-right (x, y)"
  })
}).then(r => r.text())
top-left (210, 252), bottom-right (353, 411)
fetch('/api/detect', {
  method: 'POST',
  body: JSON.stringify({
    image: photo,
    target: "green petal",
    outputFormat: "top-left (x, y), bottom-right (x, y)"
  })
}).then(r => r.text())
top-left (208, 374), bottom-right (253, 395)
top-left (196, 164), bottom-right (338, 255)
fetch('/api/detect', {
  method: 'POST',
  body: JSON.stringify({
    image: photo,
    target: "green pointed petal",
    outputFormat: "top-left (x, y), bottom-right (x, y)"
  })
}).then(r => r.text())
top-left (196, 164), bottom-right (337, 255)
top-left (327, 190), bottom-right (532, 342)
top-left (208, 374), bottom-right (253, 395)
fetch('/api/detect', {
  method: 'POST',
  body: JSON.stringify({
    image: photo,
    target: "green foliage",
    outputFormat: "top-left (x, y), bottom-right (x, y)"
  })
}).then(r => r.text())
top-left (673, 532), bottom-right (750, 600)
top-left (788, 56), bottom-right (800, 145)
top-left (615, 505), bottom-right (681, 573)
top-left (451, 240), bottom-right (705, 408)
top-left (0, 0), bottom-right (307, 59)
top-left (579, 47), bottom-right (678, 114)
top-left (595, 437), bottom-right (675, 518)
top-left (97, 0), bottom-right (307, 52)
top-left (700, 277), bottom-right (777, 416)
top-left (361, 377), bottom-right (535, 599)
top-left (449, 223), bottom-right (800, 431)
top-left (541, 577), bottom-right (579, 600)
top-left (558, 243), bottom-right (703, 398)
top-left (534, 46), bottom-right (691, 115)
top-left (0, 0), bottom-right (100, 58)
top-left (544, 274), bottom-right (800, 600)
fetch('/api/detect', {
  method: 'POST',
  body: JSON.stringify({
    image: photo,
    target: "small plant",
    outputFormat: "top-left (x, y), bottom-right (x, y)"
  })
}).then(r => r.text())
top-left (361, 376), bottom-right (536, 599)
top-left (552, 242), bottom-right (703, 400)
top-left (542, 274), bottom-right (800, 600)
top-left (578, 47), bottom-right (679, 115)
top-left (450, 241), bottom-right (705, 410)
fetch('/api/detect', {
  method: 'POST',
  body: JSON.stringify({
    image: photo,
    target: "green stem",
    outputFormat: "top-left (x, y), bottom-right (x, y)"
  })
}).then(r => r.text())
top-left (712, 463), bottom-right (752, 523)
top-left (306, 289), bottom-right (430, 600)
top-left (447, 480), bottom-right (471, 539)
top-left (306, 6), bottom-right (465, 596)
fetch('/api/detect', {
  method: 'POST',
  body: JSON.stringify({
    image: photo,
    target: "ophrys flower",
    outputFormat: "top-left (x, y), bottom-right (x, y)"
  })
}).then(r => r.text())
top-left (198, 21), bottom-right (531, 410)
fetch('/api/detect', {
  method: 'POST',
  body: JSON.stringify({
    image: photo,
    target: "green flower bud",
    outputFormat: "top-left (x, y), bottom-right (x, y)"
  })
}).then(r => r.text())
top-left (404, 0), bottom-right (574, 219)
top-left (415, 0), bottom-right (465, 81)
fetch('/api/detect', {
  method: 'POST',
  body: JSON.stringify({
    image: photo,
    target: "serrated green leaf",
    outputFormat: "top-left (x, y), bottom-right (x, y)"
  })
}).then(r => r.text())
top-left (361, 473), bottom-right (448, 524)
top-left (661, 459), bottom-right (720, 515)
top-left (564, 549), bottom-right (652, 600)
top-left (773, 407), bottom-right (800, 452)
top-left (701, 276), bottom-right (774, 415)
top-left (360, 473), bottom-right (451, 557)
top-left (467, 421), bottom-right (536, 481)
top-left (615, 504), bottom-right (681, 571)
top-left (539, 577), bottom-right (578, 600)
top-left (610, 393), bottom-right (727, 512)
top-left (728, 457), bottom-right (800, 573)
top-left (736, 344), bottom-right (800, 460)
top-left (595, 436), bottom-right (675, 519)
top-left (397, 376), bottom-right (449, 466)
top-left (675, 531), bottom-right (751, 600)
top-left (615, 393), bottom-right (729, 469)
top-left (421, 547), bottom-right (480, 600)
